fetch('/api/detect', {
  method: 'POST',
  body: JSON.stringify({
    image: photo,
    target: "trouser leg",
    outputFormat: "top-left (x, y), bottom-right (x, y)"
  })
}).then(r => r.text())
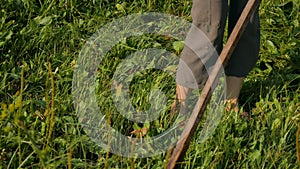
top-left (225, 0), bottom-right (260, 77)
top-left (176, 0), bottom-right (260, 87)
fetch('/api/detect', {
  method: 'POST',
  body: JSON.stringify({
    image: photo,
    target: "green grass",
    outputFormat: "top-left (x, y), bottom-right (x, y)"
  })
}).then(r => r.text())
top-left (0, 0), bottom-right (299, 168)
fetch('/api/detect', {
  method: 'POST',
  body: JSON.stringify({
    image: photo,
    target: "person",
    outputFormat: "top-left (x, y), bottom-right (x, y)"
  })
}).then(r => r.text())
top-left (174, 0), bottom-right (260, 113)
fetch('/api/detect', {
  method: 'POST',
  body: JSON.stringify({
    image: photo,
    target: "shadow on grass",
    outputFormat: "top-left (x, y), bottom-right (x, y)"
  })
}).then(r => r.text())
top-left (239, 67), bottom-right (300, 112)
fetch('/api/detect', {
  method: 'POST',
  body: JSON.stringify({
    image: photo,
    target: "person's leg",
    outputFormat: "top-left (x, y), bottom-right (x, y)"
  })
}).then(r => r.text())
top-left (171, 84), bottom-right (190, 114)
top-left (225, 76), bottom-right (243, 111)
top-left (224, 0), bottom-right (260, 111)
top-left (174, 0), bottom-right (228, 113)
top-left (176, 0), bottom-right (228, 89)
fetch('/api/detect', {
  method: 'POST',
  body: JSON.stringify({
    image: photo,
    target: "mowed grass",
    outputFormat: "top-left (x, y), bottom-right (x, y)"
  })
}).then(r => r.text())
top-left (0, 0), bottom-right (299, 168)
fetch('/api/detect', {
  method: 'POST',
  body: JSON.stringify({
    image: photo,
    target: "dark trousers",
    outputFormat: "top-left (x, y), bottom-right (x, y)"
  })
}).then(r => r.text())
top-left (176, 0), bottom-right (260, 89)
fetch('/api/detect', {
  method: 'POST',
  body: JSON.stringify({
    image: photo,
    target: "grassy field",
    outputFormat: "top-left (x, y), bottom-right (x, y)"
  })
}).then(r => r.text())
top-left (0, 0), bottom-right (299, 168)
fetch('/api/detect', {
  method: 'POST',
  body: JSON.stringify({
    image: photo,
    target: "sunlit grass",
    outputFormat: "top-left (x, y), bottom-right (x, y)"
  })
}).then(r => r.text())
top-left (0, 0), bottom-right (299, 168)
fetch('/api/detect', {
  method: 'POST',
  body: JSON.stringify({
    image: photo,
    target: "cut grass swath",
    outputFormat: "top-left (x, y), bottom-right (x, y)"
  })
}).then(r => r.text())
top-left (167, 0), bottom-right (261, 168)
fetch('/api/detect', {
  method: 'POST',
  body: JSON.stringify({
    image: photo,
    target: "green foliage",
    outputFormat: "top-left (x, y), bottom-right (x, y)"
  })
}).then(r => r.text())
top-left (0, 0), bottom-right (299, 168)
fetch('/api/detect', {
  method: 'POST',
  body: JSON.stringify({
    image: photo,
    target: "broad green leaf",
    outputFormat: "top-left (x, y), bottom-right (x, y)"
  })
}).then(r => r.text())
top-left (116, 3), bottom-right (125, 13)
top-left (266, 40), bottom-right (278, 54)
top-left (34, 16), bottom-right (52, 25)
top-left (5, 31), bottom-right (12, 40)
top-left (173, 41), bottom-right (184, 53)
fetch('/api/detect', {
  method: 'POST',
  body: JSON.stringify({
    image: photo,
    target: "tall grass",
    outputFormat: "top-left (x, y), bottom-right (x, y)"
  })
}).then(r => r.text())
top-left (0, 0), bottom-right (299, 168)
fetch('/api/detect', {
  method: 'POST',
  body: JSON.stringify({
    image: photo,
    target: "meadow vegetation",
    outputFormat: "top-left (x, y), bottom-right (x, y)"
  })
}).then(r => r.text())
top-left (0, 0), bottom-right (299, 168)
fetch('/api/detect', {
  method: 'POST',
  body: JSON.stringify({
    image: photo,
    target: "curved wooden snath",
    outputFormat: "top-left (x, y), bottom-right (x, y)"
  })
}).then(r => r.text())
top-left (167, 0), bottom-right (261, 168)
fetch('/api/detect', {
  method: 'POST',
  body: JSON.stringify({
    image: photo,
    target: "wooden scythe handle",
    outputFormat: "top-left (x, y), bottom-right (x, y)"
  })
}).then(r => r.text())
top-left (167, 0), bottom-right (261, 168)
